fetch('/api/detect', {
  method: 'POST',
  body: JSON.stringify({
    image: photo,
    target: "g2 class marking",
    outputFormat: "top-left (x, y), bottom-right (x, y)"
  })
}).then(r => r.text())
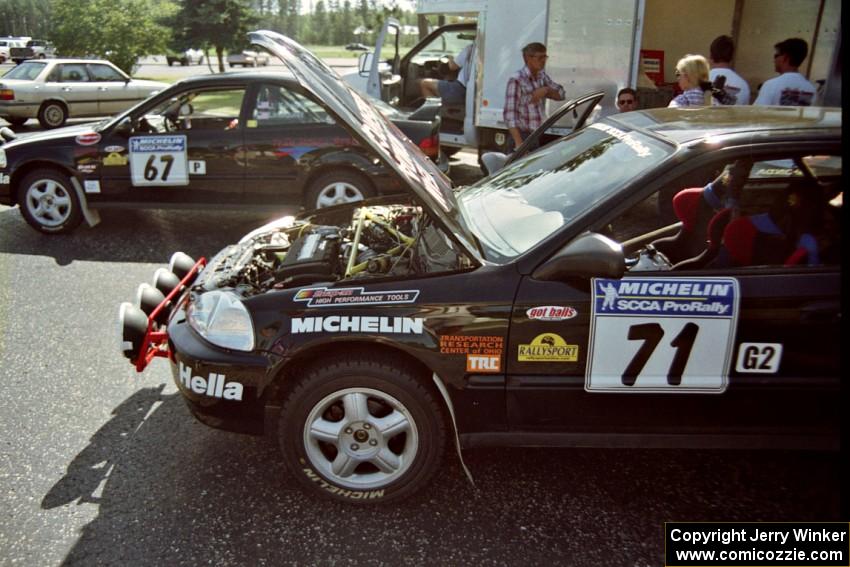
top-left (735, 343), bottom-right (783, 374)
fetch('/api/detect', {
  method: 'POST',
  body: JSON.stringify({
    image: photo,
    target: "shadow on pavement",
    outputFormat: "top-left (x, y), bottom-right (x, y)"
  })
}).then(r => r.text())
top-left (42, 386), bottom-right (841, 566)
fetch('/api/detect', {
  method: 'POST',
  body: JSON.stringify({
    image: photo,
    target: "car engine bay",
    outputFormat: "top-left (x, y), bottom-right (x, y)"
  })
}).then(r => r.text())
top-left (196, 204), bottom-right (471, 296)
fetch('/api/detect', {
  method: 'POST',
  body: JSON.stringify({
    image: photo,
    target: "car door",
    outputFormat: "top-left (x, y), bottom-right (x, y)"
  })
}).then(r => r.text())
top-left (505, 151), bottom-right (841, 446)
top-left (86, 62), bottom-right (136, 116)
top-left (241, 81), bottom-right (352, 205)
top-left (45, 62), bottom-right (99, 117)
top-left (97, 85), bottom-right (248, 205)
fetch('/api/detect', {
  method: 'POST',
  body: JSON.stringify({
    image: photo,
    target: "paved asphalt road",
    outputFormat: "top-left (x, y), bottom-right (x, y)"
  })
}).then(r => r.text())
top-left (0, 59), bottom-right (844, 567)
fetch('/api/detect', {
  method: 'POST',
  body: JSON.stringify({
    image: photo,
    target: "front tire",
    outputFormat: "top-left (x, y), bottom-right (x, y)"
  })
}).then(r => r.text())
top-left (306, 170), bottom-right (374, 210)
top-left (18, 170), bottom-right (83, 234)
top-left (37, 101), bottom-right (67, 129)
top-left (279, 356), bottom-right (447, 503)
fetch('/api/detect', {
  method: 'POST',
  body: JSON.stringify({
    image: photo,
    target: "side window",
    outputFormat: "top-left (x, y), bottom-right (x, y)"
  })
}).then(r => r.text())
top-left (605, 154), bottom-right (841, 271)
top-left (250, 84), bottom-right (332, 127)
top-left (87, 64), bottom-right (125, 82)
top-left (150, 88), bottom-right (246, 131)
top-left (58, 64), bottom-right (90, 82)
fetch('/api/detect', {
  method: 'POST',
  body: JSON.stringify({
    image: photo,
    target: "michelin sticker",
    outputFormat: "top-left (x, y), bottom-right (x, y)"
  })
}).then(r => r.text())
top-left (129, 135), bottom-right (188, 187)
top-left (294, 286), bottom-right (419, 307)
top-left (586, 277), bottom-right (739, 393)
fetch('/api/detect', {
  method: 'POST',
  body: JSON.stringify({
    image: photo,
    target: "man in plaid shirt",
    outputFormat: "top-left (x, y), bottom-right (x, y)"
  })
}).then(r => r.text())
top-left (503, 42), bottom-right (566, 151)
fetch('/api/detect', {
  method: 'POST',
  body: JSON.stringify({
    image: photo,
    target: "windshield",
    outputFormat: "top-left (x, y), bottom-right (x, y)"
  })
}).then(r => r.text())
top-left (3, 61), bottom-right (47, 81)
top-left (458, 122), bottom-right (673, 263)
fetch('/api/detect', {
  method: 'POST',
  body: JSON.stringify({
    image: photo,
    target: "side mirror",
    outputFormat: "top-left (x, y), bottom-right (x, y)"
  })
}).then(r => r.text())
top-left (358, 52), bottom-right (373, 76)
top-left (480, 152), bottom-right (508, 175)
top-left (532, 232), bottom-right (625, 281)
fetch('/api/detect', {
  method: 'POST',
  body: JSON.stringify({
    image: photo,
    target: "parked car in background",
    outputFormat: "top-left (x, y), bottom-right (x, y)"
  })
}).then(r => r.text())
top-left (0, 69), bottom-right (446, 233)
top-left (345, 42), bottom-right (369, 51)
top-left (166, 48), bottom-right (205, 66)
top-left (10, 39), bottom-right (56, 63)
top-left (0, 58), bottom-right (167, 128)
top-left (227, 49), bottom-right (270, 67)
top-left (0, 38), bottom-right (27, 63)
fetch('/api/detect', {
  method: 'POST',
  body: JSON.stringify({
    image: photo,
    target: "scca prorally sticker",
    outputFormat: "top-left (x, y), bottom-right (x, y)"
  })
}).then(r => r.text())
top-left (290, 316), bottom-right (423, 334)
top-left (526, 305), bottom-right (577, 321)
top-left (294, 286), bottom-right (419, 307)
top-left (129, 135), bottom-right (188, 187)
top-left (587, 277), bottom-right (739, 393)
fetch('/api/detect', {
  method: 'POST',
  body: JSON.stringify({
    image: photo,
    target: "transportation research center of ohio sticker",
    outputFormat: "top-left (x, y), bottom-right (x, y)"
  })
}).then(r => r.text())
top-left (586, 277), bottom-right (739, 393)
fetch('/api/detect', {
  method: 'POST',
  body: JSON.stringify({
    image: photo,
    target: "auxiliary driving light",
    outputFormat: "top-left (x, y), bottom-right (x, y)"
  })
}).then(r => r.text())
top-left (119, 301), bottom-right (148, 360)
top-left (136, 282), bottom-right (170, 324)
top-left (153, 267), bottom-right (183, 296)
top-left (169, 251), bottom-right (197, 281)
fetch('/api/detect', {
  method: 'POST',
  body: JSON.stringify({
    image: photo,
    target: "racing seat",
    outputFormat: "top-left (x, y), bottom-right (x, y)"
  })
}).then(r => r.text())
top-left (651, 186), bottom-right (732, 268)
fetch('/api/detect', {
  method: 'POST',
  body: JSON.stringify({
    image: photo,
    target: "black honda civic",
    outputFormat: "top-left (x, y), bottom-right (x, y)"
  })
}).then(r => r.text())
top-left (0, 68), bottom-right (445, 234)
top-left (119, 30), bottom-right (842, 503)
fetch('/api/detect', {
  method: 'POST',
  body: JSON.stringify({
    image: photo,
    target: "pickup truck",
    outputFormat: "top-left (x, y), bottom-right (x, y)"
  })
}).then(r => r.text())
top-left (10, 39), bottom-right (55, 64)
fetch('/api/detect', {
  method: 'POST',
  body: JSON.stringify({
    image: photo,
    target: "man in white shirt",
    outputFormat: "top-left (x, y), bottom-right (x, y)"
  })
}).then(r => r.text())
top-left (754, 38), bottom-right (817, 106)
top-left (708, 35), bottom-right (751, 105)
top-left (419, 43), bottom-right (474, 105)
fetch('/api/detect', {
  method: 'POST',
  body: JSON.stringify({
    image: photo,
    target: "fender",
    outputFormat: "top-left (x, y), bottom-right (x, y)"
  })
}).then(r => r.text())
top-left (432, 371), bottom-right (476, 489)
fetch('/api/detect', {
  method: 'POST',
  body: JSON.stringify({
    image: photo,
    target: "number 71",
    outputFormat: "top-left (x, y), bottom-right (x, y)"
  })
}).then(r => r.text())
top-left (622, 322), bottom-right (699, 386)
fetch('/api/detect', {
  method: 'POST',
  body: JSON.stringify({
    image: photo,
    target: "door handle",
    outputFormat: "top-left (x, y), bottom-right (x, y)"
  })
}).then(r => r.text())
top-left (61, 87), bottom-right (72, 92)
top-left (98, 87), bottom-right (108, 91)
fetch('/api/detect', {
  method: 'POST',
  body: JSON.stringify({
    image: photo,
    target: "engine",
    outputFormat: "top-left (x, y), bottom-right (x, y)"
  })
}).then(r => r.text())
top-left (198, 204), bottom-right (467, 295)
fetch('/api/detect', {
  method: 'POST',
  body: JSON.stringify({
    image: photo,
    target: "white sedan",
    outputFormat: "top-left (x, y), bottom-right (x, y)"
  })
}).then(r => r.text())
top-left (0, 58), bottom-right (168, 128)
top-left (226, 50), bottom-right (270, 67)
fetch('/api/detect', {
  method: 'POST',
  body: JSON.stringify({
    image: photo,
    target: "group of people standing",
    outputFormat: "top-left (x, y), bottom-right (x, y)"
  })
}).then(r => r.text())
top-left (420, 33), bottom-right (819, 151)
top-left (664, 35), bottom-right (817, 108)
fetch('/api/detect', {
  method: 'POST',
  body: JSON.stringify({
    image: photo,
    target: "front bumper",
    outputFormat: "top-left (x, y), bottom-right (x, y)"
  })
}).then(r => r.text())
top-left (168, 311), bottom-right (270, 434)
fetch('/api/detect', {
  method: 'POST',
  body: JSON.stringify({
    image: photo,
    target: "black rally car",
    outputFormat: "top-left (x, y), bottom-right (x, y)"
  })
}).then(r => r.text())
top-left (0, 70), bottom-right (445, 234)
top-left (119, 30), bottom-right (842, 503)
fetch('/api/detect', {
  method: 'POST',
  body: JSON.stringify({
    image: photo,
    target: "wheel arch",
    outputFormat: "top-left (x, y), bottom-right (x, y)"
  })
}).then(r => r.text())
top-left (12, 161), bottom-right (100, 227)
top-left (264, 340), bottom-right (450, 432)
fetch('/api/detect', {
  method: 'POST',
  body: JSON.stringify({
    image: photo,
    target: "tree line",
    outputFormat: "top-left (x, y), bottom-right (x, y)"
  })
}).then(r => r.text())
top-left (0, 0), bottom-right (422, 73)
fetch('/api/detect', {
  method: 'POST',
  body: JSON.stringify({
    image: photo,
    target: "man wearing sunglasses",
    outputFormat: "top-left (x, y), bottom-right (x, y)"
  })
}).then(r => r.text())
top-left (754, 37), bottom-right (816, 106)
top-left (503, 42), bottom-right (565, 151)
top-left (616, 88), bottom-right (637, 112)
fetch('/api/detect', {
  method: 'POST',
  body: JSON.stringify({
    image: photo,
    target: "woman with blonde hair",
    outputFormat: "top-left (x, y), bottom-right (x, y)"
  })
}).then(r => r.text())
top-left (668, 54), bottom-right (712, 107)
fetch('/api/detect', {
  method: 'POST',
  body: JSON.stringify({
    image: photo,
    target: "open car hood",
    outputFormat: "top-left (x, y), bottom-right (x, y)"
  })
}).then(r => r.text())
top-left (248, 29), bottom-right (480, 260)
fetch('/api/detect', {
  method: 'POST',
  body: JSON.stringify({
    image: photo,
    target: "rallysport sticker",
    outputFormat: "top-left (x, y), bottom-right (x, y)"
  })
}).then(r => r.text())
top-left (518, 333), bottom-right (579, 362)
top-left (587, 277), bottom-right (739, 393)
top-left (294, 286), bottom-right (419, 307)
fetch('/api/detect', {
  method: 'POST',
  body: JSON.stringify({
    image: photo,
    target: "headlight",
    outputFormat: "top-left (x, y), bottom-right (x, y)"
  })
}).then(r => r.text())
top-left (187, 291), bottom-right (255, 351)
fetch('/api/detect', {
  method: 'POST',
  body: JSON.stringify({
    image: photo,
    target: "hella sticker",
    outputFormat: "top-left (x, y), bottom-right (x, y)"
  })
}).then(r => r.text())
top-left (526, 306), bottom-right (577, 321)
top-left (179, 362), bottom-right (243, 400)
top-left (75, 132), bottom-right (102, 146)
